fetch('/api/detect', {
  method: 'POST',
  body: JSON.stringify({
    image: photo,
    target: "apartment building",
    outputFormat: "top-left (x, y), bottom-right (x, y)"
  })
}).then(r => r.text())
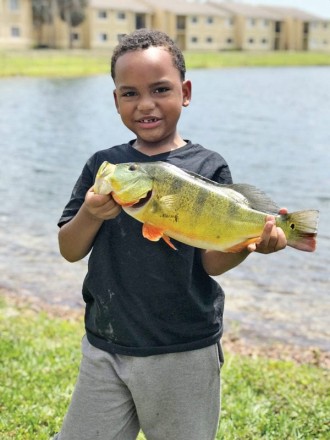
top-left (36, 0), bottom-right (153, 49)
top-left (0, 0), bottom-right (329, 52)
top-left (0, 0), bottom-right (33, 48)
top-left (86, 0), bottom-right (152, 49)
top-left (210, 1), bottom-right (288, 51)
top-left (141, 0), bottom-right (234, 51)
top-left (259, 5), bottom-right (330, 52)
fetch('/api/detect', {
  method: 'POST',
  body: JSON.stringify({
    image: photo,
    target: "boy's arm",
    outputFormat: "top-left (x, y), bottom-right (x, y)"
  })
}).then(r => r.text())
top-left (201, 213), bottom-right (288, 276)
top-left (58, 187), bottom-right (121, 262)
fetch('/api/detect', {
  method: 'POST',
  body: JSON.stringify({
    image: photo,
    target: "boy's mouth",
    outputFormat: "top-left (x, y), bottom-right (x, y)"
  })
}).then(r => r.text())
top-left (138, 117), bottom-right (160, 123)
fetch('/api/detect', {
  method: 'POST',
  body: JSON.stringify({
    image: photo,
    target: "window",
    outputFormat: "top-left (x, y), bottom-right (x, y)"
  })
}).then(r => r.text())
top-left (206, 37), bottom-right (213, 43)
top-left (261, 38), bottom-right (268, 44)
top-left (11, 26), bottom-right (20, 37)
top-left (9, 0), bottom-right (19, 11)
top-left (191, 16), bottom-right (198, 24)
top-left (206, 16), bottom-right (213, 25)
top-left (248, 38), bottom-right (254, 44)
top-left (117, 12), bottom-right (126, 20)
top-left (99, 33), bottom-right (108, 42)
top-left (226, 18), bottom-right (234, 27)
top-left (136, 14), bottom-right (146, 29)
top-left (191, 36), bottom-right (198, 43)
top-left (249, 18), bottom-right (256, 27)
top-left (177, 16), bottom-right (186, 30)
top-left (71, 32), bottom-right (79, 41)
top-left (275, 21), bottom-right (281, 33)
top-left (226, 38), bottom-right (233, 44)
top-left (98, 10), bottom-right (107, 19)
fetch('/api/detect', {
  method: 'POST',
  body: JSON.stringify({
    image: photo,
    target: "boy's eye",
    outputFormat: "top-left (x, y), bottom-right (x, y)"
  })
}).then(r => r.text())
top-left (122, 91), bottom-right (136, 97)
top-left (154, 87), bottom-right (170, 94)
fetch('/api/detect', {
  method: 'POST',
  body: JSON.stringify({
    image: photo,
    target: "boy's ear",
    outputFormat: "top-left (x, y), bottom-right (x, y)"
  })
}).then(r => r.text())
top-left (182, 80), bottom-right (192, 107)
top-left (113, 90), bottom-right (120, 113)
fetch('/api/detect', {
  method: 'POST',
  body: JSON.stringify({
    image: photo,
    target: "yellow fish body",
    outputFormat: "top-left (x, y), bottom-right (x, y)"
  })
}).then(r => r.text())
top-left (94, 161), bottom-right (319, 253)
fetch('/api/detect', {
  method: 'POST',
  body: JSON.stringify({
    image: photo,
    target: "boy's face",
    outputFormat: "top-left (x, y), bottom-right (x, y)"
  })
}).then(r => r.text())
top-left (113, 47), bottom-right (191, 152)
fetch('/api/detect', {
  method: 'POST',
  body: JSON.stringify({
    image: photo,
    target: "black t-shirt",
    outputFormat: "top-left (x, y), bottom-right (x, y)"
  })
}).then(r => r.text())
top-left (58, 140), bottom-right (233, 356)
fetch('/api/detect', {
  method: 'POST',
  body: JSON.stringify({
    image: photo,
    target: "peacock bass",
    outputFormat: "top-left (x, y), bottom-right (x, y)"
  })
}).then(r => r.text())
top-left (93, 161), bottom-right (319, 253)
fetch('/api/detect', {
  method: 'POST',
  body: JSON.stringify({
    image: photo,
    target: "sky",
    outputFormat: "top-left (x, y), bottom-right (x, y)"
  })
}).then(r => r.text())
top-left (238, 0), bottom-right (330, 18)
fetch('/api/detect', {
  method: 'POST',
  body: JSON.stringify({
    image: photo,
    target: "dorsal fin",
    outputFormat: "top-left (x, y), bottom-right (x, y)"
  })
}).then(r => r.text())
top-left (224, 183), bottom-right (280, 214)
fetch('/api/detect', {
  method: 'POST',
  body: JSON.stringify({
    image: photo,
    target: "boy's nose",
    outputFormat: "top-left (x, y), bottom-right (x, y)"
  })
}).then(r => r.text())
top-left (137, 96), bottom-right (155, 112)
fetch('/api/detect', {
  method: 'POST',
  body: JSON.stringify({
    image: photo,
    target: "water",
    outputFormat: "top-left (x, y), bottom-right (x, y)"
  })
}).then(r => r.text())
top-left (0, 67), bottom-right (329, 350)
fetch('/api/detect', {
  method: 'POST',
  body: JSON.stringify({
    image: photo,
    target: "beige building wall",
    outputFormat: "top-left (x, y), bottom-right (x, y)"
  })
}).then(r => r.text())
top-left (239, 16), bottom-right (276, 51)
top-left (210, 1), bottom-right (280, 51)
top-left (0, 0), bottom-right (33, 49)
top-left (143, 0), bottom-right (233, 51)
top-left (259, 5), bottom-right (330, 52)
top-left (87, 1), bottom-right (152, 50)
top-left (40, 15), bottom-right (89, 49)
top-left (309, 20), bottom-right (330, 52)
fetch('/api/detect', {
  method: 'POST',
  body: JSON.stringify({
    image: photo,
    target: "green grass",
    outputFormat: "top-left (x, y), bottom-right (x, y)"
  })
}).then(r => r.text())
top-left (0, 298), bottom-right (329, 439)
top-left (184, 50), bottom-right (330, 69)
top-left (0, 49), bottom-right (329, 78)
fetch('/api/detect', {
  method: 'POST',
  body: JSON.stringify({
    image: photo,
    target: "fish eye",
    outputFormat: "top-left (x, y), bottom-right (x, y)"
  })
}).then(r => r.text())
top-left (128, 164), bottom-right (138, 171)
top-left (290, 223), bottom-right (295, 230)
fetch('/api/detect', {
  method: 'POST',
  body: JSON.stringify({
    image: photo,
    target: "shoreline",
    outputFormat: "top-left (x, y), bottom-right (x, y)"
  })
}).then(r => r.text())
top-left (2, 286), bottom-right (329, 369)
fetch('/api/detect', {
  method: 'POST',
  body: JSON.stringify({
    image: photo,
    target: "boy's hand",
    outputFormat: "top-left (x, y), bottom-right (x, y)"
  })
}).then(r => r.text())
top-left (84, 187), bottom-right (121, 220)
top-left (247, 208), bottom-right (288, 254)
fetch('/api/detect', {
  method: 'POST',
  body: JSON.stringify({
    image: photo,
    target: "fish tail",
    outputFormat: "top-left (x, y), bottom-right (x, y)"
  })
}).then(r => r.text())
top-left (280, 210), bottom-right (319, 252)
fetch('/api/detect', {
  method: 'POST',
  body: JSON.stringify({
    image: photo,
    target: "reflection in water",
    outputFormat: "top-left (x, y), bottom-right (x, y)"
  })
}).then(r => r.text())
top-left (0, 68), bottom-right (329, 349)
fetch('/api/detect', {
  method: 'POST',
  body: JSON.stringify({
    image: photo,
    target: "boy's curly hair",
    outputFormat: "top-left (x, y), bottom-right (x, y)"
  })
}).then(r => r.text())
top-left (111, 29), bottom-right (186, 81)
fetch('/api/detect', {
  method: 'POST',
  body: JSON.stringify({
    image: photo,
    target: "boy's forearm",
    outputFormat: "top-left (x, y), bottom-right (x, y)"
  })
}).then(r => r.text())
top-left (201, 249), bottom-right (249, 276)
top-left (58, 203), bottom-right (104, 262)
top-left (201, 218), bottom-right (288, 276)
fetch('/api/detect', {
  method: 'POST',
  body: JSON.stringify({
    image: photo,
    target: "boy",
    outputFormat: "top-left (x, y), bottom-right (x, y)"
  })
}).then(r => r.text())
top-left (54, 29), bottom-right (286, 440)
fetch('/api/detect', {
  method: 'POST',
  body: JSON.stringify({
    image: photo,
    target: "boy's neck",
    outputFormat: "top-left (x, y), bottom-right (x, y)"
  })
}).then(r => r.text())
top-left (132, 138), bottom-right (187, 156)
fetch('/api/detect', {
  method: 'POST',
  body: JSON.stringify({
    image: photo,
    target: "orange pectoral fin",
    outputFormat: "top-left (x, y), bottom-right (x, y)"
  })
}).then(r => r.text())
top-left (142, 223), bottom-right (177, 250)
top-left (225, 237), bottom-right (261, 253)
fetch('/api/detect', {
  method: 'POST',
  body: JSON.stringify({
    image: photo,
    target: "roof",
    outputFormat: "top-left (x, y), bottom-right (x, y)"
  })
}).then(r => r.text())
top-left (209, 1), bottom-right (282, 20)
top-left (257, 5), bottom-right (323, 21)
top-left (89, 0), bottom-right (152, 14)
top-left (142, 0), bottom-right (230, 17)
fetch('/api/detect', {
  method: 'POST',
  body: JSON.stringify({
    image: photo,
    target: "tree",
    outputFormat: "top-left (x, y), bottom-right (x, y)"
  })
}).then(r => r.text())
top-left (57, 0), bottom-right (88, 48)
top-left (32, 0), bottom-right (53, 47)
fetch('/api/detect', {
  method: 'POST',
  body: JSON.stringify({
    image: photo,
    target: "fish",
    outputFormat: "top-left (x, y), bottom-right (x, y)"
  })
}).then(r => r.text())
top-left (93, 161), bottom-right (319, 253)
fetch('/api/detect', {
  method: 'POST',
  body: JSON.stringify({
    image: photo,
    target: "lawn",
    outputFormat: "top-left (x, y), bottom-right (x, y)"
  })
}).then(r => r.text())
top-left (0, 49), bottom-right (329, 78)
top-left (0, 295), bottom-right (329, 439)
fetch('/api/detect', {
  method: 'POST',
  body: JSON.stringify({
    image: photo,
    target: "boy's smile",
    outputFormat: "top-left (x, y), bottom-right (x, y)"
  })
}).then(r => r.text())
top-left (113, 47), bottom-right (191, 155)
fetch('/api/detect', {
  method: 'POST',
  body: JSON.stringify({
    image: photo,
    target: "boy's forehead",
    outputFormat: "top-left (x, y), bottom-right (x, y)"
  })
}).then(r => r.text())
top-left (118, 46), bottom-right (169, 64)
top-left (114, 47), bottom-right (178, 78)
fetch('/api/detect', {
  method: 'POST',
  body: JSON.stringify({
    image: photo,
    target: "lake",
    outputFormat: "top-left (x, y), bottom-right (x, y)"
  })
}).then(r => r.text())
top-left (0, 66), bottom-right (329, 350)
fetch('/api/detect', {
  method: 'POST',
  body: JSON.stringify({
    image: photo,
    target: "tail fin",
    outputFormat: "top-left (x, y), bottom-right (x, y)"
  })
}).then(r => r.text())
top-left (284, 210), bottom-right (319, 252)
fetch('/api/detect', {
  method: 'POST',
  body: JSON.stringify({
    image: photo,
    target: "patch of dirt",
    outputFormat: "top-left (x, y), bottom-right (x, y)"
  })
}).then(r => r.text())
top-left (1, 287), bottom-right (329, 369)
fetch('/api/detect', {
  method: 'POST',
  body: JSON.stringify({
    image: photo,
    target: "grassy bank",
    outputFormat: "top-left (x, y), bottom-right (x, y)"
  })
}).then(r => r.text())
top-left (1, 294), bottom-right (329, 439)
top-left (0, 49), bottom-right (329, 78)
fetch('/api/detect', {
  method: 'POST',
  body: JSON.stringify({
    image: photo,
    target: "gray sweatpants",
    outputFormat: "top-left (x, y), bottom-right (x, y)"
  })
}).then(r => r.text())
top-left (53, 335), bottom-right (222, 440)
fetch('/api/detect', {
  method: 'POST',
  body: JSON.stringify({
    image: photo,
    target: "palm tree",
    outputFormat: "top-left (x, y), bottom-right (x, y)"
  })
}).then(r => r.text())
top-left (32, 0), bottom-right (53, 47)
top-left (57, 0), bottom-right (88, 48)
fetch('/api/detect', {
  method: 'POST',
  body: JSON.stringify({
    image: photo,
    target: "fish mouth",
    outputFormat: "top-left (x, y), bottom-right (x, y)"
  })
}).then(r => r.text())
top-left (130, 190), bottom-right (153, 208)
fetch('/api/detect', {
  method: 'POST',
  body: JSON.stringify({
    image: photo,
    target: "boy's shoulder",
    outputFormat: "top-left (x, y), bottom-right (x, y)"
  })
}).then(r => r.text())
top-left (91, 141), bottom-right (134, 163)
